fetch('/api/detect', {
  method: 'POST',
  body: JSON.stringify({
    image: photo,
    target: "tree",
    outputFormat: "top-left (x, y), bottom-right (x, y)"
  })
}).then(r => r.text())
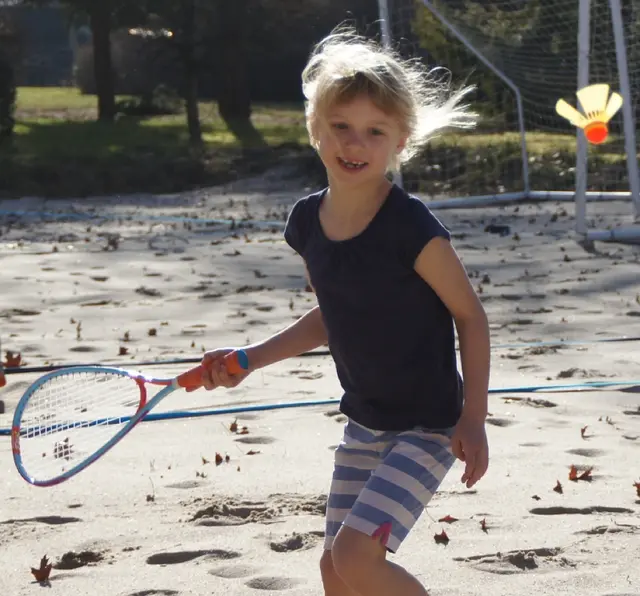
top-left (29, 0), bottom-right (146, 122)
top-left (0, 10), bottom-right (19, 141)
top-left (140, 0), bottom-right (210, 147)
top-left (216, 0), bottom-right (260, 145)
top-left (0, 55), bottom-right (16, 142)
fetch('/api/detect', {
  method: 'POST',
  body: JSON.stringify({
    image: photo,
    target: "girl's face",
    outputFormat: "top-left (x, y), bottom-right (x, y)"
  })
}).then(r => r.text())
top-left (312, 95), bottom-right (407, 189)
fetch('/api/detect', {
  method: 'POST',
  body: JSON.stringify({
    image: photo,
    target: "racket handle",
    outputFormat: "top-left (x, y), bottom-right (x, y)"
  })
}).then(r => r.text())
top-left (176, 349), bottom-right (249, 389)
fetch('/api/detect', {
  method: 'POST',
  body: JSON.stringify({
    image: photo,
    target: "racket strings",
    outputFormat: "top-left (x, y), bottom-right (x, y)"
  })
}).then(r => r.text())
top-left (17, 371), bottom-right (143, 481)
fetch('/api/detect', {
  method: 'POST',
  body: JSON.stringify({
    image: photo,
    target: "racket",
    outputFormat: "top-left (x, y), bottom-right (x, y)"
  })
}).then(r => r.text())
top-left (10, 350), bottom-right (249, 487)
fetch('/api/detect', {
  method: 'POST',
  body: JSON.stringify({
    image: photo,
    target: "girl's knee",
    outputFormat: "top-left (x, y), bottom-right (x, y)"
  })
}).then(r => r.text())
top-left (331, 526), bottom-right (385, 584)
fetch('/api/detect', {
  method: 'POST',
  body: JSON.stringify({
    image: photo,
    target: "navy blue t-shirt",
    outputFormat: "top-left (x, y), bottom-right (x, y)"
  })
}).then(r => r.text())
top-left (284, 184), bottom-right (463, 431)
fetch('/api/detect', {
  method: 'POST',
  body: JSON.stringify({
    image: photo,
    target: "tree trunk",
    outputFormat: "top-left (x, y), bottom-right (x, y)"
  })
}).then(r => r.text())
top-left (217, 0), bottom-right (251, 125)
top-left (89, 2), bottom-right (116, 122)
top-left (185, 67), bottom-right (202, 147)
top-left (182, 0), bottom-right (202, 147)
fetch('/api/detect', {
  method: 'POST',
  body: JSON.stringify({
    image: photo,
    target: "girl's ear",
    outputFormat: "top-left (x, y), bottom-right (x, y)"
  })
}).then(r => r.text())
top-left (396, 135), bottom-right (408, 154)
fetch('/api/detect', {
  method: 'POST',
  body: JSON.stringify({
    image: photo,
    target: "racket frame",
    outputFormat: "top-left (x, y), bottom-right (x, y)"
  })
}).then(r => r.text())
top-left (11, 350), bottom-right (248, 487)
top-left (12, 366), bottom-right (182, 487)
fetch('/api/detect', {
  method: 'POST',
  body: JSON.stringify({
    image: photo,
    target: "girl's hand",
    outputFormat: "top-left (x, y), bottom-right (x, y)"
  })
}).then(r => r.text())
top-left (195, 347), bottom-right (252, 391)
top-left (450, 412), bottom-right (489, 489)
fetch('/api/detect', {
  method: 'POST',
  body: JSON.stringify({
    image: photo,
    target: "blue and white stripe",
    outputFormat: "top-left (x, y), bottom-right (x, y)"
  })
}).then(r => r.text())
top-left (325, 419), bottom-right (455, 553)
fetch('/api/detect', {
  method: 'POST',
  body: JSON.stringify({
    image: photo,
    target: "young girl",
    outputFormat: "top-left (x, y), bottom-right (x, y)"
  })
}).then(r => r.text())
top-left (198, 28), bottom-right (490, 596)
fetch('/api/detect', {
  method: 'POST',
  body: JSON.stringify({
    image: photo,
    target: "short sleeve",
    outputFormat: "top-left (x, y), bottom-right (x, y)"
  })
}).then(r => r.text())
top-left (284, 197), bottom-right (310, 256)
top-left (399, 196), bottom-right (451, 267)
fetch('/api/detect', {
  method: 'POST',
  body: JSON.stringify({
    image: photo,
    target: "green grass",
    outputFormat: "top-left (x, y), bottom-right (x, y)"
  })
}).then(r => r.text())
top-left (1, 87), bottom-right (633, 198)
top-left (16, 86), bottom-right (106, 111)
top-left (11, 87), bottom-right (308, 159)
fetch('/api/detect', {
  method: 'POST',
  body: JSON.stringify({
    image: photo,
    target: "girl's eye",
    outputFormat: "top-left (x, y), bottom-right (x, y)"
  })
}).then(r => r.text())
top-left (332, 122), bottom-right (348, 130)
top-left (371, 128), bottom-right (384, 136)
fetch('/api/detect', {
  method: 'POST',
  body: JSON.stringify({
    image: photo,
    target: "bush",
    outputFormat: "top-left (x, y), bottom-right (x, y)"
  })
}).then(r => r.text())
top-left (0, 52), bottom-right (16, 141)
top-left (116, 84), bottom-right (183, 117)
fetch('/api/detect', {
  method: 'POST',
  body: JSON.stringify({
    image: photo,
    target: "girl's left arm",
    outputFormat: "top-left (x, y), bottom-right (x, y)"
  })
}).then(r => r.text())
top-left (413, 236), bottom-right (490, 420)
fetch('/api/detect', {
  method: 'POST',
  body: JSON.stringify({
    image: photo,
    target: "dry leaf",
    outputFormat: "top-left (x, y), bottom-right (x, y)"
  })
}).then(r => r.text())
top-left (434, 530), bottom-right (450, 545)
top-left (578, 468), bottom-right (593, 481)
top-left (238, 426), bottom-right (249, 435)
top-left (634, 481), bottom-right (640, 498)
top-left (215, 453), bottom-right (223, 466)
top-left (532, 495), bottom-right (541, 500)
top-left (569, 465), bottom-right (593, 482)
top-left (553, 480), bottom-right (563, 494)
top-left (229, 419), bottom-right (238, 433)
top-left (118, 346), bottom-right (128, 356)
top-left (4, 350), bottom-right (21, 367)
top-left (480, 518), bottom-right (488, 533)
top-left (580, 425), bottom-right (588, 439)
top-left (225, 454), bottom-right (230, 463)
top-left (201, 456), bottom-right (209, 465)
top-left (31, 555), bottom-right (52, 582)
top-left (246, 450), bottom-right (260, 455)
top-left (438, 514), bottom-right (458, 524)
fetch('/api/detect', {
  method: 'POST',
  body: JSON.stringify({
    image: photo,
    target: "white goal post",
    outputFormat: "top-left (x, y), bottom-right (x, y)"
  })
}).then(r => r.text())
top-left (378, 0), bottom-right (640, 244)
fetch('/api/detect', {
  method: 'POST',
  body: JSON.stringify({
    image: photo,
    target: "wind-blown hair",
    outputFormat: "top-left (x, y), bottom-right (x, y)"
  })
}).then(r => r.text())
top-left (301, 27), bottom-right (477, 169)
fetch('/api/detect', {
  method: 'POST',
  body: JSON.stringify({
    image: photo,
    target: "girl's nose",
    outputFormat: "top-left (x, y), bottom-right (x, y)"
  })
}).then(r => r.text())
top-left (344, 130), bottom-right (365, 148)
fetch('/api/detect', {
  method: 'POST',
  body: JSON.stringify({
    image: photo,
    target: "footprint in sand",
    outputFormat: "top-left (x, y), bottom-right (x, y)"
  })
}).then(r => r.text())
top-left (454, 547), bottom-right (573, 574)
top-left (575, 524), bottom-right (640, 536)
top-left (69, 345), bottom-right (100, 353)
top-left (209, 564), bottom-right (260, 579)
top-left (485, 417), bottom-right (516, 427)
top-left (146, 549), bottom-right (241, 565)
top-left (245, 576), bottom-right (303, 591)
top-left (325, 410), bottom-right (347, 423)
top-left (56, 550), bottom-right (105, 569)
top-left (234, 436), bottom-right (276, 445)
top-left (165, 480), bottom-right (205, 490)
top-left (269, 530), bottom-right (324, 553)
top-left (127, 591), bottom-right (180, 596)
top-left (501, 396), bottom-right (557, 408)
top-left (530, 505), bottom-right (634, 515)
top-left (566, 448), bottom-right (606, 458)
top-left (1, 515), bottom-right (82, 525)
top-left (191, 494), bottom-right (327, 526)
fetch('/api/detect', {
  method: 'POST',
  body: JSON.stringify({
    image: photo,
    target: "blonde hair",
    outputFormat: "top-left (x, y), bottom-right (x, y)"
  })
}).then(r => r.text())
top-left (302, 27), bottom-right (477, 168)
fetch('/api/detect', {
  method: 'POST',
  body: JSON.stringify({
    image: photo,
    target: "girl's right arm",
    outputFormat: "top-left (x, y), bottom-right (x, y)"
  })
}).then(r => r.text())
top-left (246, 305), bottom-right (327, 369)
top-left (200, 305), bottom-right (327, 390)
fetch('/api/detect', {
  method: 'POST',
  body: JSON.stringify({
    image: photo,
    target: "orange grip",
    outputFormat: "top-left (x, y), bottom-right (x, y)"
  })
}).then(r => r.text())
top-left (176, 365), bottom-right (204, 389)
top-left (0, 362), bottom-right (5, 388)
top-left (176, 350), bottom-right (249, 390)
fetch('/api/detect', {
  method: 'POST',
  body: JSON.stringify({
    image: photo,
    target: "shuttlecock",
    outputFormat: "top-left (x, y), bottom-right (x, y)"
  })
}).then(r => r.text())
top-left (555, 83), bottom-right (623, 144)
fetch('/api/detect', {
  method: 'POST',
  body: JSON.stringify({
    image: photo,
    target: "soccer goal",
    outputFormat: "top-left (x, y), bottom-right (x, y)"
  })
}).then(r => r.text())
top-left (378, 0), bottom-right (640, 244)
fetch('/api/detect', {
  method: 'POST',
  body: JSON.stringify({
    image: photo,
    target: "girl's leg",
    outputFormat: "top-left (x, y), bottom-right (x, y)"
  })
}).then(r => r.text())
top-left (320, 549), bottom-right (361, 596)
top-left (332, 526), bottom-right (427, 596)
top-left (322, 419), bottom-right (385, 596)
top-left (330, 428), bottom-right (456, 596)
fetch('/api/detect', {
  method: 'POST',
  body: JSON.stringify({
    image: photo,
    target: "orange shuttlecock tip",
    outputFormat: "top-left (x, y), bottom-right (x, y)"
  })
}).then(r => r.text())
top-left (555, 83), bottom-right (622, 145)
top-left (584, 121), bottom-right (608, 144)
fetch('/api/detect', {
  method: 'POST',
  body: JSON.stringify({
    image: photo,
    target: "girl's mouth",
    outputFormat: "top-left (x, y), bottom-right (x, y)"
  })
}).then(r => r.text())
top-left (337, 156), bottom-right (368, 171)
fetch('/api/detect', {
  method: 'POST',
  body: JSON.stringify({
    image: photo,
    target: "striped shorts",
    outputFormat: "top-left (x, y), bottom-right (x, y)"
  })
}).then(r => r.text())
top-left (325, 418), bottom-right (456, 554)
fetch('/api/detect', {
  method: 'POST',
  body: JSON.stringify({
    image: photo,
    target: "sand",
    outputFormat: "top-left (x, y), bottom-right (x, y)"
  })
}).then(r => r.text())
top-left (1, 172), bottom-right (639, 596)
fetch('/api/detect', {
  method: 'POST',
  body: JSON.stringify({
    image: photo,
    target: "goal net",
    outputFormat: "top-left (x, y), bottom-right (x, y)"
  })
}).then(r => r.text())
top-left (381, 0), bottom-right (640, 240)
